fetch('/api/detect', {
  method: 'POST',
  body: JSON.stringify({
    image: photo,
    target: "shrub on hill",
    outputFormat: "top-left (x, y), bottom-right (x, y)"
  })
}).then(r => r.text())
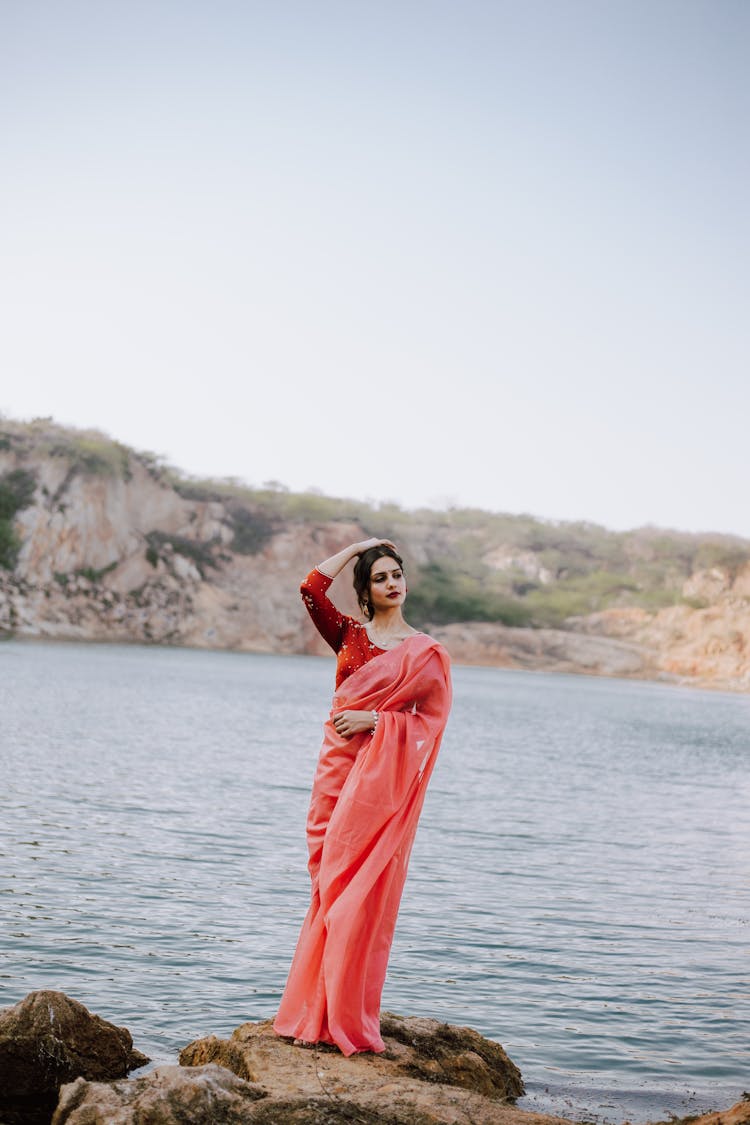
top-left (0, 469), bottom-right (37, 569)
top-left (406, 562), bottom-right (533, 628)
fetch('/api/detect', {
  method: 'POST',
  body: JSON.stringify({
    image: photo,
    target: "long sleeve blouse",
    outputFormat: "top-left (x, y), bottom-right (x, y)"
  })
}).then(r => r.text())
top-left (301, 568), bottom-right (385, 688)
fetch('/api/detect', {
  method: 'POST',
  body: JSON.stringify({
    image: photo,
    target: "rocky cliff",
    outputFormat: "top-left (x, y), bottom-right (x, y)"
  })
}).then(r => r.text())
top-left (1, 418), bottom-right (749, 691)
top-left (0, 421), bottom-right (352, 657)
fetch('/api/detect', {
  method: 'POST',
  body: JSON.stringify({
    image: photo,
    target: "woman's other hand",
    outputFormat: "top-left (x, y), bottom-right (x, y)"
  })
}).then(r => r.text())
top-left (333, 710), bottom-right (378, 738)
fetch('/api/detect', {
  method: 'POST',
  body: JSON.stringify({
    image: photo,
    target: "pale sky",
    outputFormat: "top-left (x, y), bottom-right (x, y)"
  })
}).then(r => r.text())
top-left (1, 1), bottom-right (748, 536)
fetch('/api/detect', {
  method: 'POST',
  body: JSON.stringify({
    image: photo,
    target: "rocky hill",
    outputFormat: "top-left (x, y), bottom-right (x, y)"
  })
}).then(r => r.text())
top-left (2, 417), bottom-right (749, 691)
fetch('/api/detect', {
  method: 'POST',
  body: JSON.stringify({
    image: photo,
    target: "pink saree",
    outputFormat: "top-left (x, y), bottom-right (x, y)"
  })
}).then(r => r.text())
top-left (273, 633), bottom-right (452, 1056)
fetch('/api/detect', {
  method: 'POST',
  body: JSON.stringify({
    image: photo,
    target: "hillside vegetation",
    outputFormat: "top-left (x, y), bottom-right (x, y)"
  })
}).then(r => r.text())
top-left (2, 416), bottom-right (747, 632)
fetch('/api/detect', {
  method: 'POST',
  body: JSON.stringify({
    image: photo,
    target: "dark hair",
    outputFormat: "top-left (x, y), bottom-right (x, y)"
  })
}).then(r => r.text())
top-left (353, 546), bottom-right (405, 620)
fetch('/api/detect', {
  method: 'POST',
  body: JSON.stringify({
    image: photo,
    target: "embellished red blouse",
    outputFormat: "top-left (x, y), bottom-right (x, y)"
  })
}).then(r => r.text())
top-left (301, 568), bottom-right (386, 688)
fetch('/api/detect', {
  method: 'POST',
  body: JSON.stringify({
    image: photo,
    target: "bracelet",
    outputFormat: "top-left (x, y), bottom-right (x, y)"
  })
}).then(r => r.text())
top-left (371, 710), bottom-right (379, 731)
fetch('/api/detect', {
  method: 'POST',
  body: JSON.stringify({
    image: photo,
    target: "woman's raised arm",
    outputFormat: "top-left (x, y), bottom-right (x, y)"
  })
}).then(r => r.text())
top-left (317, 538), bottom-right (396, 579)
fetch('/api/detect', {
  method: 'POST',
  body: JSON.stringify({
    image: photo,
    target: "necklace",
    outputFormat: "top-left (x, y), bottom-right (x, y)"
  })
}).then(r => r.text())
top-left (365, 622), bottom-right (415, 649)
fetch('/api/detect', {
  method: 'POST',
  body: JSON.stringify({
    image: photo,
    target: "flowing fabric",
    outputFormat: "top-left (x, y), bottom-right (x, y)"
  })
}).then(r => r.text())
top-left (273, 633), bottom-right (452, 1055)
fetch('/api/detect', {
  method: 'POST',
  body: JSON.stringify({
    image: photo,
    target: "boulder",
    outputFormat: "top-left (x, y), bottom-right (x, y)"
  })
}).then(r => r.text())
top-left (0, 990), bottom-right (148, 1125)
top-left (52, 1064), bottom-right (440, 1123)
top-left (379, 1012), bottom-right (523, 1098)
top-left (52, 1063), bottom-right (266, 1124)
top-left (178, 1013), bottom-right (535, 1125)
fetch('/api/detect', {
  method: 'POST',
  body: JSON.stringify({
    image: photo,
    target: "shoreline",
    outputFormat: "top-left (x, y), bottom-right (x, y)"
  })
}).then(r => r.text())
top-left (4, 990), bottom-right (745, 1125)
top-left (518, 1079), bottom-right (749, 1125)
top-left (2, 630), bottom-right (747, 697)
top-left (132, 1038), bottom-right (748, 1125)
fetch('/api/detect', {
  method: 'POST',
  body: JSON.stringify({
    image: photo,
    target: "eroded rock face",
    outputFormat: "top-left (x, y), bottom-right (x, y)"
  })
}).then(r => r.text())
top-left (178, 1014), bottom-right (530, 1125)
top-left (574, 598), bottom-right (750, 691)
top-left (0, 444), bottom-right (363, 654)
top-left (52, 1063), bottom-right (266, 1124)
top-left (431, 621), bottom-right (647, 679)
top-left (0, 990), bottom-right (148, 1124)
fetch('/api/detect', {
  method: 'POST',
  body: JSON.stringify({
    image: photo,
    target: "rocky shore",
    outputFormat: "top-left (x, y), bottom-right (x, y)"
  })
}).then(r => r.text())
top-left (1, 991), bottom-right (747, 1125)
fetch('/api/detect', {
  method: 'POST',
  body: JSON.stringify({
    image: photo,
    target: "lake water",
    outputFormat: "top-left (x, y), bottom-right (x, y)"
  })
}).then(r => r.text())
top-left (0, 640), bottom-right (747, 1122)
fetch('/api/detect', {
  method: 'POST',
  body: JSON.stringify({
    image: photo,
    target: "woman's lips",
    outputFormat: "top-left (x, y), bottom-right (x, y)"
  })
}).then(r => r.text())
top-left (387, 591), bottom-right (401, 598)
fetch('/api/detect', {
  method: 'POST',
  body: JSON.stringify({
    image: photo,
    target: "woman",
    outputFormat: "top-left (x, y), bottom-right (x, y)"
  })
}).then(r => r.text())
top-left (273, 538), bottom-right (452, 1056)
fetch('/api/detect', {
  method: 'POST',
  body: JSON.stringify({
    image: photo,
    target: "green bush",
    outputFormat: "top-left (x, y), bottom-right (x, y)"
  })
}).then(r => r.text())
top-left (145, 531), bottom-right (217, 577)
top-left (228, 506), bottom-right (278, 554)
top-left (47, 434), bottom-right (131, 478)
top-left (682, 595), bottom-right (709, 611)
top-left (406, 562), bottom-right (532, 628)
top-left (0, 521), bottom-right (19, 570)
top-left (692, 542), bottom-right (749, 578)
top-left (524, 570), bottom-right (641, 627)
top-left (521, 587), bottom-right (594, 627)
top-left (0, 469), bottom-right (36, 520)
top-left (0, 469), bottom-right (36, 569)
top-left (171, 477), bottom-right (239, 503)
top-left (76, 562), bottom-right (117, 584)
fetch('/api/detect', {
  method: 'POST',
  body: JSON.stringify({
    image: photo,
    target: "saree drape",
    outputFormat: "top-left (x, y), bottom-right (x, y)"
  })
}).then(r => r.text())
top-left (273, 634), bottom-right (452, 1056)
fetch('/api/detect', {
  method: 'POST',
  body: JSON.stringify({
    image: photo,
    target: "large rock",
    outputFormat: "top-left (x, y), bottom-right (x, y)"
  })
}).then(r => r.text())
top-left (379, 1012), bottom-right (523, 1098)
top-left (575, 600), bottom-right (750, 691)
top-left (52, 1063), bottom-right (439, 1123)
top-left (52, 1063), bottom-right (266, 1124)
top-left (177, 1013), bottom-right (536, 1125)
top-left (0, 990), bottom-right (148, 1125)
top-left (431, 620), bottom-right (647, 678)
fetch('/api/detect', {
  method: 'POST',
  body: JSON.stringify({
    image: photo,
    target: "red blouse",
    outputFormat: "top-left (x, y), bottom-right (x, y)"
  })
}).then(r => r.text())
top-left (301, 568), bottom-right (385, 688)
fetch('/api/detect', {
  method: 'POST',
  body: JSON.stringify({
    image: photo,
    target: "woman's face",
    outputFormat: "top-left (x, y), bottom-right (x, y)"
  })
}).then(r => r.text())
top-left (368, 555), bottom-right (406, 613)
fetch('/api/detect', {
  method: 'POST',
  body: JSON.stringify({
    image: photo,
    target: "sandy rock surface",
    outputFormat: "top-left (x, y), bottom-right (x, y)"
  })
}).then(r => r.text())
top-left (177, 1013), bottom-right (561, 1125)
top-left (52, 1063), bottom-right (266, 1124)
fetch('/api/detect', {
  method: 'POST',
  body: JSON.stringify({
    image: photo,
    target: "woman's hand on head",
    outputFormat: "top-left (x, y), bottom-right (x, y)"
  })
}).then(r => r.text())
top-left (316, 539), bottom-right (397, 579)
top-left (332, 710), bottom-right (378, 738)
top-left (355, 538), bottom-right (396, 554)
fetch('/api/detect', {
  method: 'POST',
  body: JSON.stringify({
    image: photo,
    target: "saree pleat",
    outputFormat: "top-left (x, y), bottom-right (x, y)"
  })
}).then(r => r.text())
top-left (274, 634), bottom-right (452, 1055)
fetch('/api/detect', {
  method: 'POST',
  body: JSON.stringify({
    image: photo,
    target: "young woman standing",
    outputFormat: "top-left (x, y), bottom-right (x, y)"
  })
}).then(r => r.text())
top-left (273, 538), bottom-right (452, 1055)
